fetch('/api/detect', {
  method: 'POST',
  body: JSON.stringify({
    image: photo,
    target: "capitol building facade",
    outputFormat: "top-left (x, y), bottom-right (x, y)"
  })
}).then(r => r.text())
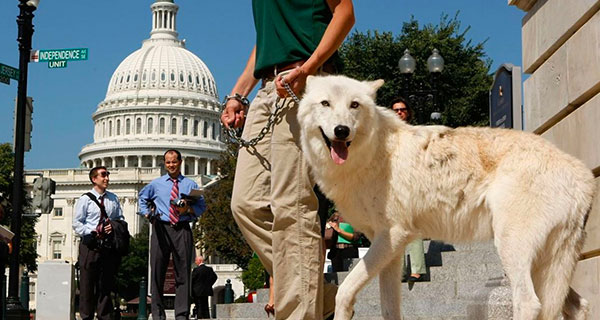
top-left (79, 0), bottom-right (222, 175)
top-left (25, 0), bottom-right (243, 310)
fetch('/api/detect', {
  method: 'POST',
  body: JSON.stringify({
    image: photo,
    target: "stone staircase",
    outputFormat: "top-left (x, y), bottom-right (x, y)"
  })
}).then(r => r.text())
top-left (214, 241), bottom-right (513, 319)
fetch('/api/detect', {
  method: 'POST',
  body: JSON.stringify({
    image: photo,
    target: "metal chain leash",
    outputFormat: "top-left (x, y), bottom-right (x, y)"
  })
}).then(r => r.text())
top-left (223, 80), bottom-right (301, 148)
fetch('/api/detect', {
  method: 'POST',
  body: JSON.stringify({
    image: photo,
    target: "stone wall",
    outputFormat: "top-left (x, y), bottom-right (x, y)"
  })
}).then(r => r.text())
top-left (510, 0), bottom-right (600, 317)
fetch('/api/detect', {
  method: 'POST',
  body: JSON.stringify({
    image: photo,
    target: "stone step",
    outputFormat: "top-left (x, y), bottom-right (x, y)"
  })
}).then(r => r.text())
top-left (439, 248), bottom-right (502, 267)
top-left (429, 260), bottom-right (505, 282)
top-left (212, 317), bottom-right (469, 320)
top-left (254, 288), bottom-right (269, 303)
top-left (215, 298), bottom-right (473, 319)
top-left (215, 240), bottom-right (512, 319)
top-left (450, 241), bottom-right (497, 252)
top-left (216, 302), bottom-right (270, 319)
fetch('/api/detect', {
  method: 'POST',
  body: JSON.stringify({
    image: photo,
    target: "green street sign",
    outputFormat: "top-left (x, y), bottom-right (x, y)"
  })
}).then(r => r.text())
top-left (48, 61), bottom-right (67, 69)
top-left (0, 75), bottom-right (9, 85)
top-left (38, 48), bottom-right (88, 62)
top-left (0, 63), bottom-right (19, 80)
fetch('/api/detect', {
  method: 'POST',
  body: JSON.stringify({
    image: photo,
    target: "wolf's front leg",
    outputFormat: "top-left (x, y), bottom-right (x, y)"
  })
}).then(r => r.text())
top-left (334, 231), bottom-right (406, 320)
top-left (379, 253), bottom-right (405, 320)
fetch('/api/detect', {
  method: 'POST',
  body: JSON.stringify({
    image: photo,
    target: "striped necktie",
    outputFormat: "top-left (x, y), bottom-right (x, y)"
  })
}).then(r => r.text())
top-left (169, 179), bottom-right (180, 224)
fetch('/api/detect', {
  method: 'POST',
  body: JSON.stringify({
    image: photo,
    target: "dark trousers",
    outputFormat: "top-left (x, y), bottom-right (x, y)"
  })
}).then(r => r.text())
top-left (78, 242), bottom-right (119, 320)
top-left (331, 246), bottom-right (359, 272)
top-left (151, 221), bottom-right (193, 320)
top-left (194, 296), bottom-right (210, 319)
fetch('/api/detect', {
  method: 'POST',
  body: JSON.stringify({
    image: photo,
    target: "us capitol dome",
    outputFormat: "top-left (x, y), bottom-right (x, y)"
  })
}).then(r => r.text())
top-left (79, 0), bottom-right (224, 176)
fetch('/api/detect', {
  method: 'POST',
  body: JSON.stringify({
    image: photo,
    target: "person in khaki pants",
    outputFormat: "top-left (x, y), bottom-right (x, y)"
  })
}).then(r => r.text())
top-left (221, 1), bottom-right (355, 318)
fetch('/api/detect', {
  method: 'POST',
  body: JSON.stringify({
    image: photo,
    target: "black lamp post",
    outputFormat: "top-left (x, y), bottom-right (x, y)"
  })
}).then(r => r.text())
top-left (7, 0), bottom-right (39, 318)
top-left (398, 48), bottom-right (445, 121)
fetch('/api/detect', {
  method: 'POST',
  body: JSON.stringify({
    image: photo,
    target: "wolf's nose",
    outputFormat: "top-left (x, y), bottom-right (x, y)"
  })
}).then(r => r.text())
top-left (334, 125), bottom-right (350, 139)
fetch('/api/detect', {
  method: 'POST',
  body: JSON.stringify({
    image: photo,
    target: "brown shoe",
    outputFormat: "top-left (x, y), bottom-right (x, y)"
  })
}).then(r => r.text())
top-left (264, 303), bottom-right (275, 317)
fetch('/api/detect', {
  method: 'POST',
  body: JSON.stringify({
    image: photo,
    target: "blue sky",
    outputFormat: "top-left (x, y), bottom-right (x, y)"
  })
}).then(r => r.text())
top-left (0, 1), bottom-right (524, 169)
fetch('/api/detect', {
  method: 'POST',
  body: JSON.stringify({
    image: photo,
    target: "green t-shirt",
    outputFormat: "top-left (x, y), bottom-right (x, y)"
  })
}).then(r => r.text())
top-left (337, 222), bottom-right (354, 244)
top-left (252, 0), bottom-right (338, 78)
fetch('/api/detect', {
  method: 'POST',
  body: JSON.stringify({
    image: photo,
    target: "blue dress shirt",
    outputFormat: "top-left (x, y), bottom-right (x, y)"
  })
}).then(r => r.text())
top-left (138, 174), bottom-right (206, 222)
top-left (73, 188), bottom-right (124, 236)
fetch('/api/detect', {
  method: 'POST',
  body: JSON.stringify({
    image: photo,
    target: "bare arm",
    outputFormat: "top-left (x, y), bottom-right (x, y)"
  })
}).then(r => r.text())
top-left (330, 222), bottom-right (356, 242)
top-left (276, 0), bottom-right (355, 97)
top-left (221, 46), bottom-right (260, 129)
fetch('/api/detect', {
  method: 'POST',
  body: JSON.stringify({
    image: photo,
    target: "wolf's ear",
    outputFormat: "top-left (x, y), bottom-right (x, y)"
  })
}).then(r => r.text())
top-left (369, 79), bottom-right (385, 91)
top-left (367, 79), bottom-right (385, 98)
top-left (306, 75), bottom-right (316, 86)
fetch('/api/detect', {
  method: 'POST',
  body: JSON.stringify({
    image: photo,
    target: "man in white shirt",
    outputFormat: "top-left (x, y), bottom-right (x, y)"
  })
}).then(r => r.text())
top-left (73, 166), bottom-right (124, 320)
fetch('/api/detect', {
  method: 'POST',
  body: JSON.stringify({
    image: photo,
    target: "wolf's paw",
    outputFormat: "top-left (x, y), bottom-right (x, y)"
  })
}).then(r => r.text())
top-left (333, 307), bottom-right (354, 320)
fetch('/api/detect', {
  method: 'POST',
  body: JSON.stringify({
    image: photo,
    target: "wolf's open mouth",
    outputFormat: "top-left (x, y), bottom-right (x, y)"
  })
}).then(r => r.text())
top-left (319, 127), bottom-right (351, 165)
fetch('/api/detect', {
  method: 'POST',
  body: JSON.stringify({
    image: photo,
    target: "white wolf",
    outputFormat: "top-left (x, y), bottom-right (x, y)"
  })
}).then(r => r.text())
top-left (297, 75), bottom-right (596, 320)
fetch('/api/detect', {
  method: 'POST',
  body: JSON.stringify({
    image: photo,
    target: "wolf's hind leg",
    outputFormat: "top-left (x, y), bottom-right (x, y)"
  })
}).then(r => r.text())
top-left (494, 232), bottom-right (541, 320)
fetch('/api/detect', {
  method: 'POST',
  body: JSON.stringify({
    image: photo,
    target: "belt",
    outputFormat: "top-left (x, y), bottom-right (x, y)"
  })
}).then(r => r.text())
top-left (155, 219), bottom-right (191, 229)
top-left (259, 60), bottom-right (336, 82)
top-left (336, 243), bottom-right (355, 249)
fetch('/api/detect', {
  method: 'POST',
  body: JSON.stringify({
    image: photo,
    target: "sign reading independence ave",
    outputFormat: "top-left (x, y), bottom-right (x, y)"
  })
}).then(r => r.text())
top-left (37, 48), bottom-right (88, 62)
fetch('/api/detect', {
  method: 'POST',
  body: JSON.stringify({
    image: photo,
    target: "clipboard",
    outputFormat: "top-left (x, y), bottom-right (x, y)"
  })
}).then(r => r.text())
top-left (181, 189), bottom-right (204, 200)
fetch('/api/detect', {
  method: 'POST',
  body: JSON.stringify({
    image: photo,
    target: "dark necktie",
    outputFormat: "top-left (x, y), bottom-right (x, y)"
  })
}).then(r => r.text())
top-left (96, 195), bottom-right (107, 236)
top-left (169, 179), bottom-right (180, 225)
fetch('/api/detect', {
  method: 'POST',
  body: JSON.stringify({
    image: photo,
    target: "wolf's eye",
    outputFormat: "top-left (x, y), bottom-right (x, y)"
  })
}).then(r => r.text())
top-left (321, 100), bottom-right (330, 107)
top-left (350, 101), bottom-right (359, 109)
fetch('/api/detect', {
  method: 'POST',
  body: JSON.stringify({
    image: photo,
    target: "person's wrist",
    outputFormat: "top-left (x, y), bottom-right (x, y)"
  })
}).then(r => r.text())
top-left (223, 93), bottom-right (249, 108)
top-left (300, 63), bottom-right (317, 76)
top-left (225, 99), bottom-right (244, 111)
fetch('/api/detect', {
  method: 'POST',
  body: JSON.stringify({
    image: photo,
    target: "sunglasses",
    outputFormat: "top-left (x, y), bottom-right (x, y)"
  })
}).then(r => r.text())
top-left (97, 171), bottom-right (110, 178)
top-left (395, 108), bottom-right (408, 112)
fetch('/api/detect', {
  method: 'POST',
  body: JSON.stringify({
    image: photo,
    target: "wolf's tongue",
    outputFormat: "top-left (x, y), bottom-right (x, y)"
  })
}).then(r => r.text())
top-left (330, 141), bottom-right (348, 165)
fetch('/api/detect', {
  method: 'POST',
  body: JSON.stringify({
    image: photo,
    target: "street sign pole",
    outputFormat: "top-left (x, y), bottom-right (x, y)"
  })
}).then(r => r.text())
top-left (7, 1), bottom-right (36, 318)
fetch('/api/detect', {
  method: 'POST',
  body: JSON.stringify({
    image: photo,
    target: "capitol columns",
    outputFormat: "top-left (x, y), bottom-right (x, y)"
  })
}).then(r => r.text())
top-left (194, 157), bottom-right (199, 175)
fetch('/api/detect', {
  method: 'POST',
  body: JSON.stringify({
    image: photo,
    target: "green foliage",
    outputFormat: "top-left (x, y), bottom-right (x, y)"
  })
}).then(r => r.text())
top-left (340, 13), bottom-right (493, 127)
top-left (194, 144), bottom-right (253, 270)
top-left (115, 223), bottom-right (149, 301)
top-left (0, 143), bottom-right (39, 271)
top-left (241, 255), bottom-right (265, 291)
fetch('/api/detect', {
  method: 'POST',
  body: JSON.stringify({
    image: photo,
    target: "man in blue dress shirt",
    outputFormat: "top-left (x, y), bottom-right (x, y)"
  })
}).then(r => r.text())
top-left (138, 149), bottom-right (206, 320)
top-left (73, 166), bottom-right (124, 320)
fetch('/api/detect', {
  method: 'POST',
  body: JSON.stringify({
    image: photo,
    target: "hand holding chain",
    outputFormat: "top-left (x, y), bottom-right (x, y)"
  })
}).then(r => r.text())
top-left (222, 80), bottom-right (301, 148)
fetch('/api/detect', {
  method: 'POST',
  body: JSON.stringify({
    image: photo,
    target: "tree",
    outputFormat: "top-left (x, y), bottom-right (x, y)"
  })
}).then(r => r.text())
top-left (115, 223), bottom-right (149, 301)
top-left (194, 144), bottom-right (253, 270)
top-left (241, 255), bottom-right (265, 292)
top-left (0, 143), bottom-right (39, 271)
top-left (340, 13), bottom-right (493, 127)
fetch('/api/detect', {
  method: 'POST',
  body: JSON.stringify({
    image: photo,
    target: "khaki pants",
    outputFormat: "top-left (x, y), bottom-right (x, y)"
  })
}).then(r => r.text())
top-left (231, 77), bottom-right (325, 319)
